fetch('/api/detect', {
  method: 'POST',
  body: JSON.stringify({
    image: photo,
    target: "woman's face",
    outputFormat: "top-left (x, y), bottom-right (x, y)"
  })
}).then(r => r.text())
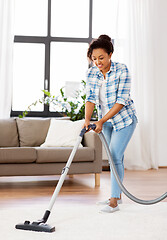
top-left (92, 48), bottom-right (112, 74)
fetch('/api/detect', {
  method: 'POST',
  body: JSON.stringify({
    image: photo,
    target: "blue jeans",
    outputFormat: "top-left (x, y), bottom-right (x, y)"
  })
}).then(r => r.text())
top-left (102, 116), bottom-right (137, 198)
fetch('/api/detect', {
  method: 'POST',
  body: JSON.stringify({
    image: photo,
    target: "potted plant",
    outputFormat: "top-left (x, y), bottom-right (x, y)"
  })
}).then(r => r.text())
top-left (19, 80), bottom-right (97, 121)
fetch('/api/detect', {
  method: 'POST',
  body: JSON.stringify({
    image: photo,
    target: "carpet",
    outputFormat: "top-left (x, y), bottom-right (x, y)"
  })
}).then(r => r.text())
top-left (1, 202), bottom-right (167, 240)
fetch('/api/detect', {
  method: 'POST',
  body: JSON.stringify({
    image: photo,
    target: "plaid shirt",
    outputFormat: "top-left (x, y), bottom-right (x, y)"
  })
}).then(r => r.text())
top-left (86, 61), bottom-right (137, 131)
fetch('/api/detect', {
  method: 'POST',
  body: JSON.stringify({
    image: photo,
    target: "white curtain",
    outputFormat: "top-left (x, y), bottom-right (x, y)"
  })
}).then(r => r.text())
top-left (0, 0), bottom-right (14, 118)
top-left (113, 0), bottom-right (158, 169)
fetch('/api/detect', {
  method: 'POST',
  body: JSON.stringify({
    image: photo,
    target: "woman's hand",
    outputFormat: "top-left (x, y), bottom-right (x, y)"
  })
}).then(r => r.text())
top-left (93, 120), bottom-right (103, 133)
top-left (82, 119), bottom-right (91, 132)
top-left (82, 119), bottom-right (104, 134)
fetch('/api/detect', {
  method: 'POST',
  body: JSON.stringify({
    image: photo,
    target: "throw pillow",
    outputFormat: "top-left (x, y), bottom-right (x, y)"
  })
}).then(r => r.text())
top-left (0, 119), bottom-right (19, 147)
top-left (16, 118), bottom-right (51, 147)
top-left (41, 119), bottom-right (85, 147)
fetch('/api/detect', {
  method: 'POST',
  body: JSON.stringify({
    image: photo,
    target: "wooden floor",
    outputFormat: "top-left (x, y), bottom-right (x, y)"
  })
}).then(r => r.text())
top-left (0, 168), bottom-right (167, 208)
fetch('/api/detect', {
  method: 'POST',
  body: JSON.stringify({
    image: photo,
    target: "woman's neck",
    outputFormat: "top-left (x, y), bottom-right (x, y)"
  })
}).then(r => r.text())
top-left (101, 61), bottom-right (111, 79)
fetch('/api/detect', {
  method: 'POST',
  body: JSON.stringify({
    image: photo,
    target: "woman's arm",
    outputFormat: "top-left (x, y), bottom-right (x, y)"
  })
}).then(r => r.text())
top-left (84, 101), bottom-right (95, 130)
top-left (100, 103), bottom-right (124, 124)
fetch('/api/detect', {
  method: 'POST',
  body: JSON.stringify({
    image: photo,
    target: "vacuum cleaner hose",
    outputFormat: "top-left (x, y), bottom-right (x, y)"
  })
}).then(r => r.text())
top-left (98, 130), bottom-right (167, 205)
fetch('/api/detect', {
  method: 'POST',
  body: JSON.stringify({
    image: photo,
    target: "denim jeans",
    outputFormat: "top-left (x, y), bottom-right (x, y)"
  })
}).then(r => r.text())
top-left (102, 116), bottom-right (137, 198)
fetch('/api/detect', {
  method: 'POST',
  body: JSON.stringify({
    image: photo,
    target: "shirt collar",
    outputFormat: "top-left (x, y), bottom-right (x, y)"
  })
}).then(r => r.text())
top-left (109, 61), bottom-right (116, 72)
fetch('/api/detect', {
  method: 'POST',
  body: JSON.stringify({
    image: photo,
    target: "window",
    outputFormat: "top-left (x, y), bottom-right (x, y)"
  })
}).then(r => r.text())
top-left (12, 43), bottom-right (45, 111)
top-left (11, 0), bottom-right (116, 117)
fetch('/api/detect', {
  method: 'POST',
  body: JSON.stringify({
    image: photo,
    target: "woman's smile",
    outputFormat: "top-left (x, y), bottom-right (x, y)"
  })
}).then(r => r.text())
top-left (97, 64), bottom-right (103, 68)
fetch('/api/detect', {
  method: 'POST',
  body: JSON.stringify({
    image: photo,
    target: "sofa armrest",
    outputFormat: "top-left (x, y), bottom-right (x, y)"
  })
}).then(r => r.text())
top-left (82, 131), bottom-right (98, 147)
top-left (82, 131), bottom-right (102, 164)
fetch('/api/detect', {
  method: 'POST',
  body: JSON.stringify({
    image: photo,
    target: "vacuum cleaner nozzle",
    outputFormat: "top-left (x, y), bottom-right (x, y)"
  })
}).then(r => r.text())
top-left (15, 220), bottom-right (55, 233)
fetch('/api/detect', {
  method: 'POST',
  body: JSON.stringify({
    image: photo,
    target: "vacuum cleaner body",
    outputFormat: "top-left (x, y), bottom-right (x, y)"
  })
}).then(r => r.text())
top-left (15, 124), bottom-right (167, 233)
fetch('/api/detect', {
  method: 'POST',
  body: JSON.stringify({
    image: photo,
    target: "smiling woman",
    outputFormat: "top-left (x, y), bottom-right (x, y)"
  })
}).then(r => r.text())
top-left (84, 34), bottom-right (138, 213)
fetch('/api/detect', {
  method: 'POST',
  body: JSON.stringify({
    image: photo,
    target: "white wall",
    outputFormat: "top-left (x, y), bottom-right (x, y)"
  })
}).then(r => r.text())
top-left (154, 1), bottom-right (167, 166)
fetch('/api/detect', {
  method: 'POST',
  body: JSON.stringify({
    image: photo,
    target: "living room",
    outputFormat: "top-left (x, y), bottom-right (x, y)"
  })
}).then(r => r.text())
top-left (0, 0), bottom-right (167, 239)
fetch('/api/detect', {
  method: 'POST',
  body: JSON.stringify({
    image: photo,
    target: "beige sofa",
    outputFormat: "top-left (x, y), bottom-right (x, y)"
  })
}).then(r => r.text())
top-left (0, 118), bottom-right (102, 186)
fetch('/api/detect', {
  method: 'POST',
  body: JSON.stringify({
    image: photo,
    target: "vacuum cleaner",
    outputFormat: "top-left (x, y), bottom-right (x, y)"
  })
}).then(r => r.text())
top-left (15, 124), bottom-right (167, 233)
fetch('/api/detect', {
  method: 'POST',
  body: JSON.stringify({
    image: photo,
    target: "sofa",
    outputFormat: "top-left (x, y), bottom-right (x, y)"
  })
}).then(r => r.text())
top-left (0, 118), bottom-right (102, 186)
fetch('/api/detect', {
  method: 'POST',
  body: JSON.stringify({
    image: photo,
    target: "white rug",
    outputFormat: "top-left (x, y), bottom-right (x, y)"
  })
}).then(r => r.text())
top-left (1, 202), bottom-right (167, 240)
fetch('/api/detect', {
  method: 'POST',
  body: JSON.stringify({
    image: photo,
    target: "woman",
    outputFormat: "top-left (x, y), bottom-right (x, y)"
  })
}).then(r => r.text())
top-left (84, 35), bottom-right (137, 213)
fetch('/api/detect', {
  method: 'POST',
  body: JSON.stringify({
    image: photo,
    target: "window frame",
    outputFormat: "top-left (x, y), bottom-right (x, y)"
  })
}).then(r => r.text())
top-left (11, 0), bottom-right (93, 118)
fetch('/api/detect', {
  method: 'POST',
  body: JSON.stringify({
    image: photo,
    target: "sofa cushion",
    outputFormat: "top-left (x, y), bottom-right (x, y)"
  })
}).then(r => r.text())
top-left (36, 147), bottom-right (94, 163)
top-left (16, 118), bottom-right (50, 147)
top-left (0, 119), bottom-right (19, 147)
top-left (0, 147), bottom-right (37, 163)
